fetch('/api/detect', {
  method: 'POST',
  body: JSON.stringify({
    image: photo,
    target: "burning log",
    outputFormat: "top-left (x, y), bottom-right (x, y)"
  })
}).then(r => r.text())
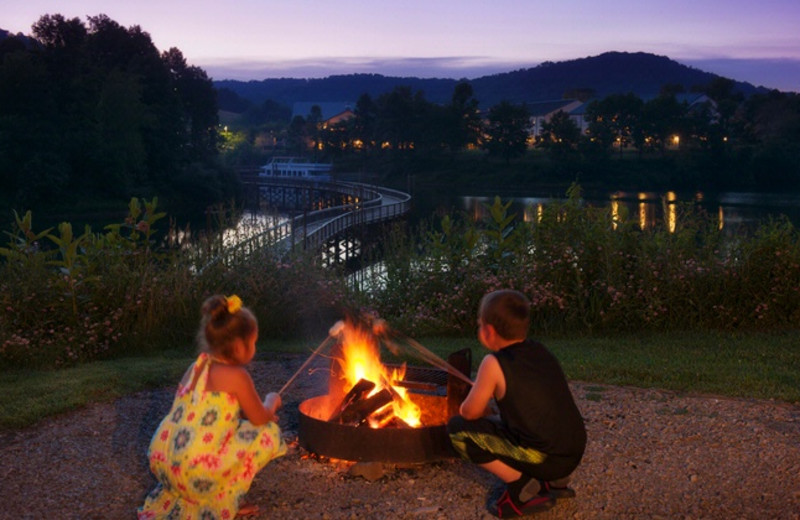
top-left (376, 375), bottom-right (416, 428)
top-left (379, 415), bottom-right (412, 429)
top-left (369, 405), bottom-right (396, 428)
top-left (335, 388), bottom-right (393, 425)
top-left (329, 378), bottom-right (375, 422)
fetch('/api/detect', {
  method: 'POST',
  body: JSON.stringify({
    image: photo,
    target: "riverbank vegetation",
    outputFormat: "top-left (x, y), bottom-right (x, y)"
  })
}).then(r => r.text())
top-left (2, 188), bottom-right (798, 365)
top-left (369, 187), bottom-right (800, 336)
top-left (1, 188), bottom-right (799, 429)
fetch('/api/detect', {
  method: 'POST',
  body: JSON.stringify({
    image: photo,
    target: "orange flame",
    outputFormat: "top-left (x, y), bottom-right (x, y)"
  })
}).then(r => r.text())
top-left (335, 322), bottom-right (421, 427)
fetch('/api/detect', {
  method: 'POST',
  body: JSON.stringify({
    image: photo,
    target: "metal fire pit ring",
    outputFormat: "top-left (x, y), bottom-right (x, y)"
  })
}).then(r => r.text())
top-left (297, 348), bottom-right (471, 463)
top-left (298, 394), bottom-right (455, 463)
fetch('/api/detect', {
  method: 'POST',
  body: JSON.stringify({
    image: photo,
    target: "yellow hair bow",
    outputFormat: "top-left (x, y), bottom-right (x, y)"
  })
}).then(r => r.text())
top-left (226, 294), bottom-right (242, 314)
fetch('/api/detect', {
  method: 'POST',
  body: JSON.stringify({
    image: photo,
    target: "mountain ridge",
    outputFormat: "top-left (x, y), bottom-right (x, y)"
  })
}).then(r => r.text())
top-left (0, 29), bottom-right (770, 109)
top-left (214, 51), bottom-right (769, 110)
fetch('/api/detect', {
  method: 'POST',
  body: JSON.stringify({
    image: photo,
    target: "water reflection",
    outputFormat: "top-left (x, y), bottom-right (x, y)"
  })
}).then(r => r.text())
top-left (219, 189), bottom-right (798, 282)
top-left (171, 210), bottom-right (288, 249)
top-left (222, 211), bottom-right (288, 247)
top-left (458, 190), bottom-right (800, 235)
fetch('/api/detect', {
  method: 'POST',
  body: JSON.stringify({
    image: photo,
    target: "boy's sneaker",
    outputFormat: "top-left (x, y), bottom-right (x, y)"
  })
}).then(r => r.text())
top-left (543, 480), bottom-right (576, 499)
top-left (493, 488), bottom-right (555, 518)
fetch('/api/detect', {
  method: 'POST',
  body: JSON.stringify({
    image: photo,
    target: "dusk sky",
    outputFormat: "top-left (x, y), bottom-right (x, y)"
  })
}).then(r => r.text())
top-left (5, 0), bottom-right (800, 92)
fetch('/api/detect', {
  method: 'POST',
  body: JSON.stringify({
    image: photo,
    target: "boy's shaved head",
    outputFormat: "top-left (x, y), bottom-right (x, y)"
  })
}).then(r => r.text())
top-left (479, 289), bottom-right (530, 340)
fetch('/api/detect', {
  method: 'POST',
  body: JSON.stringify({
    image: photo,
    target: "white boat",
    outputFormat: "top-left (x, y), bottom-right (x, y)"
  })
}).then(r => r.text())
top-left (259, 157), bottom-right (332, 181)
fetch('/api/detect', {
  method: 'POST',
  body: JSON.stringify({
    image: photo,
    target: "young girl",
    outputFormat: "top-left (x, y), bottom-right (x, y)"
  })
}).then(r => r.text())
top-left (138, 295), bottom-right (286, 519)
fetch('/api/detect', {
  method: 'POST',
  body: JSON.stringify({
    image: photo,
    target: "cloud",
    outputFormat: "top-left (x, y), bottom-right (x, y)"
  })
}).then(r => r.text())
top-left (201, 54), bottom-right (800, 94)
top-left (200, 56), bottom-right (537, 81)
top-left (680, 58), bottom-right (800, 92)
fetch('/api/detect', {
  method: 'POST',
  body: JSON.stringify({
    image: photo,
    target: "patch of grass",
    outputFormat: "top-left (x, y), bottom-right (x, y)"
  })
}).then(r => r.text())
top-left (410, 331), bottom-right (800, 403)
top-left (1, 331), bottom-right (798, 431)
top-left (0, 353), bottom-right (191, 430)
top-left (0, 338), bottom-right (327, 430)
top-left (583, 386), bottom-right (607, 392)
top-left (547, 330), bottom-right (800, 402)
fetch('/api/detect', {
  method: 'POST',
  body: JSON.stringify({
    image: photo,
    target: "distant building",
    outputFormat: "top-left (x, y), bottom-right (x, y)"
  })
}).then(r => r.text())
top-left (566, 101), bottom-right (593, 135)
top-left (562, 93), bottom-right (718, 139)
top-left (291, 102), bottom-right (356, 126)
top-left (526, 99), bottom-right (584, 141)
top-left (674, 93), bottom-right (718, 119)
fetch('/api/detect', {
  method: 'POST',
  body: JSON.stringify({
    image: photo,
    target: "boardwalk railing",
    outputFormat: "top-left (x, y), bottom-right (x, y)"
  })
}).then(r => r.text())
top-left (198, 181), bottom-right (410, 272)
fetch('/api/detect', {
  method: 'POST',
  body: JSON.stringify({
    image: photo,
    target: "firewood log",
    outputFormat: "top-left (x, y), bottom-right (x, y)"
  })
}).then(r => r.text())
top-left (337, 388), bottom-right (393, 425)
top-left (329, 378), bottom-right (375, 421)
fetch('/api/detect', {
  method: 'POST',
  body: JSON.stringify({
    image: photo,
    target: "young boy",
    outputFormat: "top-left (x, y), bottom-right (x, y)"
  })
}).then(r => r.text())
top-left (448, 289), bottom-right (586, 518)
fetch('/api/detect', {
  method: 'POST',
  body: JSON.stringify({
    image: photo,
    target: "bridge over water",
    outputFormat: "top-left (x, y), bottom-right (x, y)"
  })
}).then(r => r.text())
top-left (200, 177), bottom-right (411, 271)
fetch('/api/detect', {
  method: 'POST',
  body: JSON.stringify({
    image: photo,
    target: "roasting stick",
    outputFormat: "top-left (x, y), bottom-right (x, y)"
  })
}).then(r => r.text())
top-left (277, 320), bottom-right (345, 396)
top-left (391, 336), bottom-right (473, 386)
top-left (373, 320), bottom-right (473, 387)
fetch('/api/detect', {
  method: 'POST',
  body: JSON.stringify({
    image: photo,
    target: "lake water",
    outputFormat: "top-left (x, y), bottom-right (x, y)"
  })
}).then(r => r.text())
top-left (410, 188), bottom-right (800, 235)
top-left (233, 186), bottom-right (800, 291)
top-left (234, 187), bottom-right (800, 256)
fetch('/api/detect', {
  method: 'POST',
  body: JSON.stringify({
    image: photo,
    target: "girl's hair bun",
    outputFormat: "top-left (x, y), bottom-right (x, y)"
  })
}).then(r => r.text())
top-left (201, 295), bottom-right (228, 323)
top-left (226, 295), bottom-right (242, 314)
top-left (198, 294), bottom-right (257, 358)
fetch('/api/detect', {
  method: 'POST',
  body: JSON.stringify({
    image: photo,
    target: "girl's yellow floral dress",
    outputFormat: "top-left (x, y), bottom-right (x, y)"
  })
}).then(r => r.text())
top-left (138, 353), bottom-right (286, 519)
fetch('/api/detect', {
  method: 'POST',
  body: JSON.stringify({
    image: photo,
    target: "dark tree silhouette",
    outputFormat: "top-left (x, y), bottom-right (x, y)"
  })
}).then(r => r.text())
top-left (0, 13), bottom-right (229, 219)
top-left (483, 101), bottom-right (530, 163)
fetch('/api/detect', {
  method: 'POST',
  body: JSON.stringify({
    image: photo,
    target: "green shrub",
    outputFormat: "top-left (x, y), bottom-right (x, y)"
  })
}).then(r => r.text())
top-left (0, 199), bottom-right (353, 368)
top-left (363, 185), bottom-right (800, 336)
top-left (2, 187), bottom-right (798, 368)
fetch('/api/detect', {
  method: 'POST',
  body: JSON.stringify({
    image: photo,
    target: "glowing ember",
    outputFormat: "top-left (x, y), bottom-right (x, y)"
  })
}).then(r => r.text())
top-left (334, 321), bottom-right (422, 428)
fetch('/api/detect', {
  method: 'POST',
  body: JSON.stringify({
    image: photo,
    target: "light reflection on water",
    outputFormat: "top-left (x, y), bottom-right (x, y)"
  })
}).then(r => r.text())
top-left (175, 211), bottom-right (288, 248)
top-left (351, 190), bottom-right (800, 291)
top-left (458, 190), bottom-right (800, 235)
top-left (222, 211), bottom-right (288, 247)
top-left (227, 189), bottom-right (799, 287)
top-left (233, 190), bottom-right (800, 250)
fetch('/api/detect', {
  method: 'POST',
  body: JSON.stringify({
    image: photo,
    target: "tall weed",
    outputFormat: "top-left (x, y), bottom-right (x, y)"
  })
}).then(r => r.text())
top-left (0, 199), bottom-right (354, 368)
top-left (2, 188), bottom-right (798, 368)
top-left (364, 185), bottom-right (800, 336)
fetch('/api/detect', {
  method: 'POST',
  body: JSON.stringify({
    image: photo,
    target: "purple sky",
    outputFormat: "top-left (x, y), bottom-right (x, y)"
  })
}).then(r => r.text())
top-left (5, 0), bottom-right (800, 92)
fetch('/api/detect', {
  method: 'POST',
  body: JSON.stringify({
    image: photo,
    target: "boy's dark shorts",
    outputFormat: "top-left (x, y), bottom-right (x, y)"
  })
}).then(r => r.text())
top-left (447, 415), bottom-right (581, 482)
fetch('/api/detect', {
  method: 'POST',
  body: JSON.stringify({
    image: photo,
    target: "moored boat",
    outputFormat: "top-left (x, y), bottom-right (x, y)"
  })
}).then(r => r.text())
top-left (259, 157), bottom-right (332, 181)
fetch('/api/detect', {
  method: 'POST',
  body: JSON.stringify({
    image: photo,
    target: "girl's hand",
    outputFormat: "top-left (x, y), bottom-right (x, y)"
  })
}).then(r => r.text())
top-left (264, 392), bottom-right (282, 413)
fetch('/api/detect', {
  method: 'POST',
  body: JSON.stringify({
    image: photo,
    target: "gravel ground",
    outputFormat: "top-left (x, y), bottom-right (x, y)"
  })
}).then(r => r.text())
top-left (1, 354), bottom-right (799, 520)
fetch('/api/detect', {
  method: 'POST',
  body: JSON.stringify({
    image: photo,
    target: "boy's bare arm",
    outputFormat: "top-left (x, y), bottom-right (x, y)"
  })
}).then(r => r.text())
top-left (460, 355), bottom-right (504, 419)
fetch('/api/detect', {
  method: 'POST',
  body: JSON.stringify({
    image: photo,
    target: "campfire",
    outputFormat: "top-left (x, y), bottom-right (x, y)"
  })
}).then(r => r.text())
top-left (297, 318), bottom-right (471, 463)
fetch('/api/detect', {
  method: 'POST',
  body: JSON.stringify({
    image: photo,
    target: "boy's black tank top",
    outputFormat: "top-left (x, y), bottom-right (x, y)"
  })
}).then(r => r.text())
top-left (492, 340), bottom-right (586, 458)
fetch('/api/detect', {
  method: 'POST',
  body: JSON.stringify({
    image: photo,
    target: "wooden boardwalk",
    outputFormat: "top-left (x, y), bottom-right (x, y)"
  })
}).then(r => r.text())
top-left (199, 180), bottom-right (410, 271)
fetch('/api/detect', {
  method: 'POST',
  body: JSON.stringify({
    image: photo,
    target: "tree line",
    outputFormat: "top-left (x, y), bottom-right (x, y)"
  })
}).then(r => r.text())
top-left (223, 78), bottom-right (800, 191)
top-left (0, 14), bottom-right (237, 221)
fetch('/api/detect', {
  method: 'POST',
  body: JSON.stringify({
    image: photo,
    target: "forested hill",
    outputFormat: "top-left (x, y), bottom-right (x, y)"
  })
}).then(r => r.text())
top-left (214, 75), bottom-right (458, 108)
top-left (469, 52), bottom-right (766, 105)
top-left (214, 51), bottom-right (768, 109)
